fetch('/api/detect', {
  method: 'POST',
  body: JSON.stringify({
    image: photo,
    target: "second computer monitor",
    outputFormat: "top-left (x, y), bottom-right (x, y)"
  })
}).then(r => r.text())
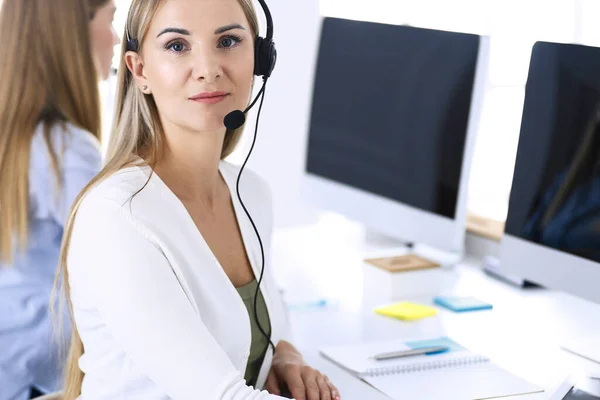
top-left (303, 17), bottom-right (488, 255)
top-left (501, 41), bottom-right (600, 303)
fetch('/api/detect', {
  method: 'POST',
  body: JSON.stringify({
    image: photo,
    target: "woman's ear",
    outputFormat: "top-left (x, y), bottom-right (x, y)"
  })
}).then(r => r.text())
top-left (125, 51), bottom-right (151, 94)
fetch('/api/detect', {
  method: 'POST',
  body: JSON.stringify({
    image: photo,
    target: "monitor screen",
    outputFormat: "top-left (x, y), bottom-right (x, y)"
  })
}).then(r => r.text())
top-left (306, 17), bottom-right (480, 219)
top-left (505, 41), bottom-right (600, 263)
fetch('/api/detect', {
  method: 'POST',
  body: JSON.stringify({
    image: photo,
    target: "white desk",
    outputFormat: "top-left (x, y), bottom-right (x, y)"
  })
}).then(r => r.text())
top-left (271, 215), bottom-right (600, 399)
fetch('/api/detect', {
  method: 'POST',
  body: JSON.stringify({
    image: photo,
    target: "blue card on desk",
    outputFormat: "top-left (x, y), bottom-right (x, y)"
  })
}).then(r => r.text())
top-left (433, 296), bottom-right (493, 312)
top-left (405, 337), bottom-right (463, 354)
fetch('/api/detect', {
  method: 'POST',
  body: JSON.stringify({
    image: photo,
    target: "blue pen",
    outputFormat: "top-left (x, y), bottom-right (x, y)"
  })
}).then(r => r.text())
top-left (372, 346), bottom-right (450, 361)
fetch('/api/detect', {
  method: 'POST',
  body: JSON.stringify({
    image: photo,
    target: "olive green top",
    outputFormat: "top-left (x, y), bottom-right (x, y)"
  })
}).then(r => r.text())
top-left (236, 279), bottom-right (272, 388)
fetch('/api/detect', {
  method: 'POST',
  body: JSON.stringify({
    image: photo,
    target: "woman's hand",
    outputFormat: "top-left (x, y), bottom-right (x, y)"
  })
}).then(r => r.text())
top-left (265, 341), bottom-right (341, 400)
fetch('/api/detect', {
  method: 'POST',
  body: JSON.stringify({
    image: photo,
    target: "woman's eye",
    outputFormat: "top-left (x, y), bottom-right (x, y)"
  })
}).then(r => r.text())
top-left (166, 42), bottom-right (187, 53)
top-left (218, 36), bottom-right (242, 49)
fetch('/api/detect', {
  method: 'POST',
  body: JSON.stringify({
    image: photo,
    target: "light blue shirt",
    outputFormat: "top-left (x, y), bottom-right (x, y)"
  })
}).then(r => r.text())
top-left (0, 122), bottom-right (102, 400)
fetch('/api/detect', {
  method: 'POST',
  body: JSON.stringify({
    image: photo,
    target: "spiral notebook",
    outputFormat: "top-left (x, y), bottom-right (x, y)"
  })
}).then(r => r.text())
top-left (320, 337), bottom-right (543, 400)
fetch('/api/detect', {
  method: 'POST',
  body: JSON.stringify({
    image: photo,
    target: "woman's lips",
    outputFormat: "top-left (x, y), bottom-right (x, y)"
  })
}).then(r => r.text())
top-left (189, 92), bottom-right (229, 104)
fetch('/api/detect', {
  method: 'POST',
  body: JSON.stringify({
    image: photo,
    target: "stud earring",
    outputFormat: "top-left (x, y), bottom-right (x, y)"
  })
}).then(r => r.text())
top-left (142, 85), bottom-right (148, 91)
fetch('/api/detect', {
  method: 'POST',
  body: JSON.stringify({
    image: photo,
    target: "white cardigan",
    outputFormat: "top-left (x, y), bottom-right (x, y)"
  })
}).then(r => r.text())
top-left (68, 161), bottom-right (290, 399)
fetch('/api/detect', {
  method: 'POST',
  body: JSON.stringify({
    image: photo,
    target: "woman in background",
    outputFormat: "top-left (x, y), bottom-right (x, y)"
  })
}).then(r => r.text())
top-left (0, 0), bottom-right (119, 398)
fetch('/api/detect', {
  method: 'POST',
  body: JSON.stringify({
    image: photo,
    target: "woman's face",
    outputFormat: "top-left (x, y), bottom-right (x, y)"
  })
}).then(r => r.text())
top-left (90, 0), bottom-right (120, 80)
top-left (128, 0), bottom-right (255, 135)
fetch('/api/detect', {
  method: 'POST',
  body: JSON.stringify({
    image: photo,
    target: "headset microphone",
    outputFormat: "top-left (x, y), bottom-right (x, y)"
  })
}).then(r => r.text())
top-left (223, 79), bottom-right (267, 130)
top-left (223, 110), bottom-right (245, 131)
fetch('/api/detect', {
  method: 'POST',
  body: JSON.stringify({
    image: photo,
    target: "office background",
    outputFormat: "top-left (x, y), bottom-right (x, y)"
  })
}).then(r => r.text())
top-left (0, 1), bottom-right (598, 398)
top-left (99, 0), bottom-right (600, 233)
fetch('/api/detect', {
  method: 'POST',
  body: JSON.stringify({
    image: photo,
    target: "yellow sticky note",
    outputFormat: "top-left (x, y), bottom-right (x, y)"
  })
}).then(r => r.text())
top-left (374, 301), bottom-right (438, 321)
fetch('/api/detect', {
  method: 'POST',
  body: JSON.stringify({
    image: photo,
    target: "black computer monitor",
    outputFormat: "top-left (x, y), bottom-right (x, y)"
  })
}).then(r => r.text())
top-left (302, 17), bottom-right (488, 256)
top-left (500, 41), bottom-right (600, 363)
top-left (501, 41), bottom-right (600, 302)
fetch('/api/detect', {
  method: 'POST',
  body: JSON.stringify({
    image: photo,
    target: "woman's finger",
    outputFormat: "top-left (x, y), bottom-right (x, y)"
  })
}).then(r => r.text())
top-left (326, 376), bottom-right (341, 400)
top-left (284, 364), bottom-right (307, 400)
top-left (316, 374), bottom-right (331, 400)
top-left (301, 367), bottom-right (321, 400)
top-left (265, 368), bottom-right (281, 395)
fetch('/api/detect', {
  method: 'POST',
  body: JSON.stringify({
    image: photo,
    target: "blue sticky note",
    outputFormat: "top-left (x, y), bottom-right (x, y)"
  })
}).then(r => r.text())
top-left (433, 296), bottom-right (493, 312)
top-left (405, 337), bottom-right (463, 355)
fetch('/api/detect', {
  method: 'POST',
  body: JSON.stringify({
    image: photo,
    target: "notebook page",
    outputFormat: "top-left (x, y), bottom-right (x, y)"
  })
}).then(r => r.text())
top-left (363, 363), bottom-right (543, 400)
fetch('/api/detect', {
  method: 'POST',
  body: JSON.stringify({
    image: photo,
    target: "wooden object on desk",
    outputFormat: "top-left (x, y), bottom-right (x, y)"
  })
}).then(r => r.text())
top-left (364, 254), bottom-right (440, 272)
top-left (466, 212), bottom-right (505, 242)
top-left (363, 254), bottom-right (451, 303)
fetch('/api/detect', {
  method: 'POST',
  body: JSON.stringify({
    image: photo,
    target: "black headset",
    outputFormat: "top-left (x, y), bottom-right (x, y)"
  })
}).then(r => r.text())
top-left (253, 0), bottom-right (277, 79)
top-left (126, 0), bottom-right (279, 358)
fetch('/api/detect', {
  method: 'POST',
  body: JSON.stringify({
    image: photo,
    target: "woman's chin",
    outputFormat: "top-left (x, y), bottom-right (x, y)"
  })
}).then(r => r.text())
top-left (186, 119), bottom-right (230, 134)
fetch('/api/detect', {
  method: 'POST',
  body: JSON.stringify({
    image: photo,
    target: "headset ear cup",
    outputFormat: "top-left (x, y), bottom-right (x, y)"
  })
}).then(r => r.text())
top-left (254, 36), bottom-right (264, 76)
top-left (254, 36), bottom-right (277, 78)
top-left (126, 39), bottom-right (139, 52)
top-left (267, 42), bottom-right (277, 78)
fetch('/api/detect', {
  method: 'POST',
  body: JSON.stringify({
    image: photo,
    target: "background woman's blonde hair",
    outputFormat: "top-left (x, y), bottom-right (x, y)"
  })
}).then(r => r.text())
top-left (0, 0), bottom-right (106, 263)
top-left (53, 1), bottom-right (260, 398)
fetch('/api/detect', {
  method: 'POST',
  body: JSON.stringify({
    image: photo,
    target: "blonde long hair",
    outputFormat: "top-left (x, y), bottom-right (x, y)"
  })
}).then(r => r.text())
top-left (0, 0), bottom-right (106, 262)
top-left (54, 1), bottom-right (259, 398)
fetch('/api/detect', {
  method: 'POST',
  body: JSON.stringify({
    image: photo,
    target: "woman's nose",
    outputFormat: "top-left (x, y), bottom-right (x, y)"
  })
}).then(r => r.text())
top-left (112, 26), bottom-right (120, 46)
top-left (192, 48), bottom-right (223, 83)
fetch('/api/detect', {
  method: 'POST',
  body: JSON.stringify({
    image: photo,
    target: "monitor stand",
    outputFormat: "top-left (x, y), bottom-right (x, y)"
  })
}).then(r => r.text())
top-left (482, 256), bottom-right (541, 288)
top-left (561, 335), bottom-right (600, 366)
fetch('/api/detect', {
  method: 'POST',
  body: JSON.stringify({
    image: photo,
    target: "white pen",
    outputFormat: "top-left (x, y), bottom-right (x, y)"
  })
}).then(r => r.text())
top-left (372, 346), bottom-right (449, 361)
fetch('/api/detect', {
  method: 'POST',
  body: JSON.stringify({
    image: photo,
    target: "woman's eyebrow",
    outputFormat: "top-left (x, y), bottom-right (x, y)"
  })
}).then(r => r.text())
top-left (214, 23), bottom-right (246, 34)
top-left (156, 27), bottom-right (191, 38)
top-left (155, 24), bottom-right (245, 38)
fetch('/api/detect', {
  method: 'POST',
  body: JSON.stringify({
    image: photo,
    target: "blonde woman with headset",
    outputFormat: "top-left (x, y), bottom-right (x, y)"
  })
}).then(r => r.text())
top-left (0, 0), bottom-right (119, 398)
top-left (54, 0), bottom-right (342, 399)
